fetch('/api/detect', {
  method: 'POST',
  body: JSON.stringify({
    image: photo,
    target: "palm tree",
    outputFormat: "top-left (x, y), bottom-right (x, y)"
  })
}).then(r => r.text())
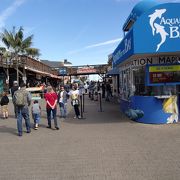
top-left (25, 48), bottom-right (40, 58)
top-left (0, 26), bottom-right (40, 83)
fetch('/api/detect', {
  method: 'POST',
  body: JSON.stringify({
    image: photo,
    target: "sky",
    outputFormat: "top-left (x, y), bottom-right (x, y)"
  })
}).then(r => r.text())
top-left (0, 0), bottom-right (179, 66)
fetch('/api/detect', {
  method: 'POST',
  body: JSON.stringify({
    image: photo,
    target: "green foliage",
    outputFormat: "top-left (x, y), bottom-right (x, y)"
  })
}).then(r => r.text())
top-left (0, 26), bottom-right (40, 57)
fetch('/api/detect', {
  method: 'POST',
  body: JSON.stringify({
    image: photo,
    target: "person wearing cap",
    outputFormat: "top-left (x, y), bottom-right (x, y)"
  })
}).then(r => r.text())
top-left (11, 81), bottom-right (19, 118)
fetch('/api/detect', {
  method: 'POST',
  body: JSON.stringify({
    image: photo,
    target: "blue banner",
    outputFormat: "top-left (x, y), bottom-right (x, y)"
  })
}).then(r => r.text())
top-left (112, 30), bottom-right (134, 67)
top-left (133, 3), bottom-right (180, 54)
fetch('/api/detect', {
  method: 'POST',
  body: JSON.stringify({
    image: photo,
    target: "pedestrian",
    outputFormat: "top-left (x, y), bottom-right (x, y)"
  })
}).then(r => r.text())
top-left (84, 82), bottom-right (88, 94)
top-left (44, 86), bottom-right (59, 130)
top-left (58, 86), bottom-right (68, 118)
top-left (11, 81), bottom-right (19, 118)
top-left (94, 82), bottom-right (98, 101)
top-left (68, 84), bottom-right (81, 119)
top-left (31, 100), bottom-right (41, 130)
top-left (105, 82), bottom-right (112, 101)
top-left (13, 82), bottom-right (31, 137)
top-left (101, 82), bottom-right (105, 98)
top-left (0, 91), bottom-right (9, 119)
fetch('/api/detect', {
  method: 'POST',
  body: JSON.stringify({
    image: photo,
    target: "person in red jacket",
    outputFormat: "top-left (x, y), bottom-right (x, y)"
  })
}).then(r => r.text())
top-left (44, 86), bottom-right (59, 130)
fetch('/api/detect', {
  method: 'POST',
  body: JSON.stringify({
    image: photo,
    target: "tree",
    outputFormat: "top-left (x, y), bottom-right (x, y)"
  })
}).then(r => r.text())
top-left (0, 26), bottom-right (40, 83)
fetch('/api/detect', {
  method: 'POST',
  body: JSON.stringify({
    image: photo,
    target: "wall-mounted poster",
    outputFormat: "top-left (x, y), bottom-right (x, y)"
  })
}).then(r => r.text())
top-left (146, 64), bottom-right (180, 86)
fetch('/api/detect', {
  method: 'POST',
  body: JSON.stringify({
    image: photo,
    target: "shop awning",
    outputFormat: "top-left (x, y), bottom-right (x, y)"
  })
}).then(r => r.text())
top-left (49, 74), bottom-right (61, 79)
top-left (106, 68), bottom-right (119, 75)
top-left (25, 66), bottom-right (50, 76)
top-left (25, 66), bottom-right (61, 79)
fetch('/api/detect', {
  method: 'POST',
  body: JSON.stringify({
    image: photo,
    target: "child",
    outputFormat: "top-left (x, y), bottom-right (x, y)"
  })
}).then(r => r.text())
top-left (31, 100), bottom-right (41, 130)
top-left (0, 91), bottom-right (9, 119)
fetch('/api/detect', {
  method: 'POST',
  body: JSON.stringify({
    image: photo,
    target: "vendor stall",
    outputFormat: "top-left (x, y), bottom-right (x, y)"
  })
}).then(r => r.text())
top-left (112, 1), bottom-right (180, 124)
top-left (26, 86), bottom-right (44, 99)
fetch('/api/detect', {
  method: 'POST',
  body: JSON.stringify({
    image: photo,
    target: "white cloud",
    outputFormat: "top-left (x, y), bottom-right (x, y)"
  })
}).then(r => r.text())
top-left (0, 0), bottom-right (27, 28)
top-left (85, 38), bottom-right (122, 49)
top-left (68, 38), bottom-right (122, 55)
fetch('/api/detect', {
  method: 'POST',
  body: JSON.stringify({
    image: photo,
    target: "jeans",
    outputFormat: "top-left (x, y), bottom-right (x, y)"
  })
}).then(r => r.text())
top-left (74, 104), bottom-right (80, 117)
top-left (46, 108), bottom-right (59, 128)
top-left (32, 113), bottom-right (40, 124)
top-left (17, 106), bottom-right (31, 134)
top-left (59, 102), bottom-right (67, 117)
top-left (13, 103), bottom-right (18, 118)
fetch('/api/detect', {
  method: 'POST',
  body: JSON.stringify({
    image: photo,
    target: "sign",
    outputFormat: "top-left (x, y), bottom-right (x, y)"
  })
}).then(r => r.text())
top-left (113, 30), bottom-right (134, 67)
top-left (149, 65), bottom-right (180, 72)
top-left (146, 64), bottom-right (180, 86)
top-left (119, 55), bottom-right (180, 71)
top-left (133, 3), bottom-right (180, 54)
top-left (59, 67), bottom-right (67, 75)
top-left (77, 67), bottom-right (96, 74)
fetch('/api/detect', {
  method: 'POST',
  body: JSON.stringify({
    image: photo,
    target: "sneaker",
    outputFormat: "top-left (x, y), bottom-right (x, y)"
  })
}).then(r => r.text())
top-left (78, 115), bottom-right (81, 119)
top-left (26, 130), bottom-right (31, 133)
top-left (55, 127), bottom-right (59, 130)
top-left (74, 116), bottom-right (77, 119)
top-left (18, 133), bottom-right (22, 137)
top-left (46, 126), bottom-right (51, 129)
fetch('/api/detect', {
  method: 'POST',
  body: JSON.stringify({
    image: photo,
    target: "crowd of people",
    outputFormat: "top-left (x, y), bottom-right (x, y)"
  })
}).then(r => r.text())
top-left (0, 80), bottom-right (113, 137)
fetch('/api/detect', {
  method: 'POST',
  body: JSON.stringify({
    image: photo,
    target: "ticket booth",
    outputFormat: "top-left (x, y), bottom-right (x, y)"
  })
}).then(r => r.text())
top-left (112, 1), bottom-right (180, 124)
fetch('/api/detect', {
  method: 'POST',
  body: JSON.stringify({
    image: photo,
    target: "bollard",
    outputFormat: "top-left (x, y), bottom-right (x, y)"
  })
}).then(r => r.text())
top-left (83, 93), bottom-right (85, 112)
top-left (98, 92), bottom-right (103, 112)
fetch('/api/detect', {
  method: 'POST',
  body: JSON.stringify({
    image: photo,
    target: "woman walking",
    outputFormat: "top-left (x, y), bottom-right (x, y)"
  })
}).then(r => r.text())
top-left (69, 84), bottom-right (81, 119)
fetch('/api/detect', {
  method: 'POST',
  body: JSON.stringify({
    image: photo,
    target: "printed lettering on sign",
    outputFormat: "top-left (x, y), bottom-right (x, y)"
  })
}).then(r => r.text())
top-left (149, 9), bottom-right (180, 51)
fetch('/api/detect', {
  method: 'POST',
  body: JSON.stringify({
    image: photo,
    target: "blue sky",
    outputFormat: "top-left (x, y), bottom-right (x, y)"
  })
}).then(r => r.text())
top-left (0, 0), bottom-right (178, 66)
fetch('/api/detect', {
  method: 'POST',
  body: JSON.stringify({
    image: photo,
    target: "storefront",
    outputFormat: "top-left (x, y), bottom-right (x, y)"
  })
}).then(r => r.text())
top-left (112, 1), bottom-right (180, 124)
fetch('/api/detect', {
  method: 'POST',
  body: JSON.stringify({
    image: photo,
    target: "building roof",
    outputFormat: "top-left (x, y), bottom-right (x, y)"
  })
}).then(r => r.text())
top-left (41, 59), bottom-right (72, 68)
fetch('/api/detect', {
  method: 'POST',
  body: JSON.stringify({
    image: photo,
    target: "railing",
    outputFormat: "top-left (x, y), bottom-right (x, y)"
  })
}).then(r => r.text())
top-left (21, 56), bottom-right (53, 73)
top-left (0, 54), bottom-right (57, 75)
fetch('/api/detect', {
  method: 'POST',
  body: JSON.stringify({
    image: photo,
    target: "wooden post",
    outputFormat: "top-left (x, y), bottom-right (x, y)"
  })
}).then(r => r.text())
top-left (23, 67), bottom-right (27, 84)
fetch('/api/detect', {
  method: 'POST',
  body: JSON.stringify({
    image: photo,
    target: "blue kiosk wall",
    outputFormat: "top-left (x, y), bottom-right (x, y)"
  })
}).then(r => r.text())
top-left (120, 96), bottom-right (178, 124)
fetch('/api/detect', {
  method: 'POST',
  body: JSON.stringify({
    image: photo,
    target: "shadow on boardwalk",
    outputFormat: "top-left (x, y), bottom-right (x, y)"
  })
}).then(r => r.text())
top-left (64, 96), bottom-right (135, 124)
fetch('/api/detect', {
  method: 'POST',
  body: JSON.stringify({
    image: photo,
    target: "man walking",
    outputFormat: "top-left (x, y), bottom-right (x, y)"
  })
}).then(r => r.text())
top-left (13, 82), bottom-right (31, 136)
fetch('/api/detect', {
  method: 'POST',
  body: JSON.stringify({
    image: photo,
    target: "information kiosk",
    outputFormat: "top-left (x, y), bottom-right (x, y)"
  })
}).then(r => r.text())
top-left (112, 1), bottom-right (180, 124)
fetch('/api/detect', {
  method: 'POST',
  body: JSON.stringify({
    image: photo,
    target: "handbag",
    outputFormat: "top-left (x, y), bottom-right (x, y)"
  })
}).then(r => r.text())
top-left (71, 99), bottom-right (79, 106)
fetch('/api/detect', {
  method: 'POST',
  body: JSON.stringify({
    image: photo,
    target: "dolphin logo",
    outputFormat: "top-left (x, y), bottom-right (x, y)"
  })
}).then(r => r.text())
top-left (154, 23), bottom-right (169, 51)
top-left (149, 9), bottom-right (166, 35)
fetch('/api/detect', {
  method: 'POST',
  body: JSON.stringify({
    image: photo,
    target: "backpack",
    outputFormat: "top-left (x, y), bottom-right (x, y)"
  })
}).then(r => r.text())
top-left (0, 96), bottom-right (9, 106)
top-left (14, 90), bottom-right (27, 106)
